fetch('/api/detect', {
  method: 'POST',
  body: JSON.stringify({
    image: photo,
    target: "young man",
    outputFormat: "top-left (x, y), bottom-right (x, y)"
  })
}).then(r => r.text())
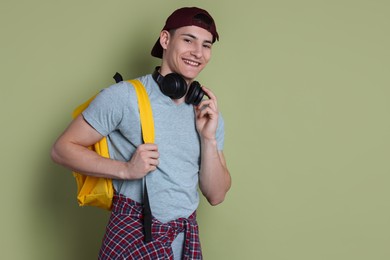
top-left (51, 7), bottom-right (231, 259)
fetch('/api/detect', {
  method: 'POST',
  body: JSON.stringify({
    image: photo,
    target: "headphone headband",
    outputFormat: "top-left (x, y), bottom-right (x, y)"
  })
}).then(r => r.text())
top-left (152, 67), bottom-right (164, 86)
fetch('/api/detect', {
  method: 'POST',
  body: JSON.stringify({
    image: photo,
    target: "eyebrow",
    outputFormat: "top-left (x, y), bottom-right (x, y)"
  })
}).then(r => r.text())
top-left (181, 33), bottom-right (213, 45)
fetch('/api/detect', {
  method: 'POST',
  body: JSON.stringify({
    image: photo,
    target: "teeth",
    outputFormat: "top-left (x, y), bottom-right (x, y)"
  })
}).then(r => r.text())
top-left (184, 59), bottom-right (199, 66)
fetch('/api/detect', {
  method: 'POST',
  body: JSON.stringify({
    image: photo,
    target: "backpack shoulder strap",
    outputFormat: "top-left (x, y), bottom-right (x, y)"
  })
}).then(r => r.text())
top-left (128, 79), bottom-right (155, 144)
top-left (127, 79), bottom-right (155, 242)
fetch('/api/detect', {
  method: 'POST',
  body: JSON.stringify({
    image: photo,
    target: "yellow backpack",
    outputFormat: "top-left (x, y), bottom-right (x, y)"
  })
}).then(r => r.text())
top-left (71, 77), bottom-right (154, 210)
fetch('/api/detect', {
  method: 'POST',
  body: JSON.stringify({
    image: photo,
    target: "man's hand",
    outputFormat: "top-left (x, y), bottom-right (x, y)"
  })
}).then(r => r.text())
top-left (124, 144), bottom-right (159, 180)
top-left (195, 86), bottom-right (219, 141)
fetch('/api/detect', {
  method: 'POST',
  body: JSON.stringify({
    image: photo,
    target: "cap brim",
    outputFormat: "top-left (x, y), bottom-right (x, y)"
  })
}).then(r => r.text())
top-left (151, 38), bottom-right (163, 58)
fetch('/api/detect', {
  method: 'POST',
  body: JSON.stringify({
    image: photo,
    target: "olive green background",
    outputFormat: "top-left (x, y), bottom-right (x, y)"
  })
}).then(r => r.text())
top-left (1, 0), bottom-right (389, 259)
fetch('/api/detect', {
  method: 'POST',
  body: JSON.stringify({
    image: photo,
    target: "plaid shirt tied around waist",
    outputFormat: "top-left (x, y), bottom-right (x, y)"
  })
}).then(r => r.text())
top-left (98, 193), bottom-right (202, 259)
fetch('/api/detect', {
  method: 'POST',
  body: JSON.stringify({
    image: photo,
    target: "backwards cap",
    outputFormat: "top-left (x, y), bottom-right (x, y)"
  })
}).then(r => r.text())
top-left (151, 7), bottom-right (219, 59)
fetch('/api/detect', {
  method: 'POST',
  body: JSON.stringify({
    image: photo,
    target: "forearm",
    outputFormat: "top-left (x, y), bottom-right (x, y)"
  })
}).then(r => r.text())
top-left (199, 138), bottom-right (231, 205)
top-left (51, 139), bottom-right (128, 180)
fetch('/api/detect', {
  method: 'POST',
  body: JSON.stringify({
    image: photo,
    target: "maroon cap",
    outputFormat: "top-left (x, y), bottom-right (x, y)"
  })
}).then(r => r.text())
top-left (151, 7), bottom-right (219, 58)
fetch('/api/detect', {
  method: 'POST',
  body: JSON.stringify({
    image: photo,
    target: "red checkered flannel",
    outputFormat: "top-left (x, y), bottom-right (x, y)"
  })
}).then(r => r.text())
top-left (98, 194), bottom-right (202, 259)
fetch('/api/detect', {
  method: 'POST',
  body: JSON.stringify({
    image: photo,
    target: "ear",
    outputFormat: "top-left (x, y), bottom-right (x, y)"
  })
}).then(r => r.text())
top-left (159, 30), bottom-right (170, 50)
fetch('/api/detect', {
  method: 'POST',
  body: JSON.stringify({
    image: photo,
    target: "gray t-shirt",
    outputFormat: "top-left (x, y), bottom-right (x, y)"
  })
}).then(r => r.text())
top-left (83, 74), bottom-right (225, 223)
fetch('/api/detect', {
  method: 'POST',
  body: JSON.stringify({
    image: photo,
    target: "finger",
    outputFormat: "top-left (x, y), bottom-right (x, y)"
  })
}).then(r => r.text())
top-left (147, 159), bottom-right (159, 173)
top-left (149, 158), bottom-right (159, 166)
top-left (138, 143), bottom-right (158, 152)
top-left (196, 99), bottom-right (217, 113)
top-left (197, 106), bottom-right (218, 120)
top-left (201, 86), bottom-right (218, 106)
top-left (149, 151), bottom-right (160, 159)
top-left (140, 151), bottom-right (160, 162)
top-left (149, 165), bottom-right (157, 172)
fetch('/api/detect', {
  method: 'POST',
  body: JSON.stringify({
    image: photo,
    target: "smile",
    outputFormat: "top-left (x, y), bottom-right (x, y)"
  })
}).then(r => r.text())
top-left (183, 59), bottom-right (200, 66)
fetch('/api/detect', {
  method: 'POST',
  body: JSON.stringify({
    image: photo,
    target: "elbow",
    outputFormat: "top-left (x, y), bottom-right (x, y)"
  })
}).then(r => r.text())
top-left (203, 177), bottom-right (232, 206)
top-left (205, 185), bottom-right (231, 206)
top-left (207, 196), bottom-right (225, 206)
top-left (50, 145), bottom-right (60, 164)
top-left (50, 140), bottom-right (64, 165)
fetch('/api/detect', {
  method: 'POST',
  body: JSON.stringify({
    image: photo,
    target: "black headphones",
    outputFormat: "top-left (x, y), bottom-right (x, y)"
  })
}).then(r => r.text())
top-left (152, 66), bottom-right (204, 105)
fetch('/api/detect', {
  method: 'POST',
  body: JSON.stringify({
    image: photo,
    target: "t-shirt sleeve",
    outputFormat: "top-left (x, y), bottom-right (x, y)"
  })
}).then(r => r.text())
top-left (82, 82), bottom-right (128, 136)
top-left (216, 113), bottom-right (225, 151)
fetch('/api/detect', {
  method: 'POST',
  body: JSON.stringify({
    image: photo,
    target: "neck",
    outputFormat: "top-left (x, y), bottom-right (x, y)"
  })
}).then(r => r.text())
top-left (172, 98), bottom-right (185, 105)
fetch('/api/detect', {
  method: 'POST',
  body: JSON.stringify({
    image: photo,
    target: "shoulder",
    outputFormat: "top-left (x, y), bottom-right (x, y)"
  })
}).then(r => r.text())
top-left (84, 80), bottom-right (140, 116)
top-left (93, 75), bottom-right (153, 107)
top-left (133, 74), bottom-right (157, 96)
top-left (100, 80), bottom-right (135, 99)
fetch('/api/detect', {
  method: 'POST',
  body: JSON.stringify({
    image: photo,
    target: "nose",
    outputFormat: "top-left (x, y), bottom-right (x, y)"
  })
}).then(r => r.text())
top-left (190, 43), bottom-right (202, 59)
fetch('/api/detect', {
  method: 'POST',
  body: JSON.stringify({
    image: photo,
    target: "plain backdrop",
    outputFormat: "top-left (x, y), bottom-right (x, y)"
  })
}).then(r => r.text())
top-left (1, 0), bottom-right (389, 259)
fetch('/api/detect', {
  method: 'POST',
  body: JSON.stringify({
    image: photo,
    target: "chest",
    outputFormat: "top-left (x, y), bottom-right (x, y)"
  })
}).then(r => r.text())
top-left (152, 105), bottom-right (200, 162)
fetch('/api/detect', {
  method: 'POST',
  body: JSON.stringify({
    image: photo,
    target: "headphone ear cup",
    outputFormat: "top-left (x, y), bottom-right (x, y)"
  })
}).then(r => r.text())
top-left (185, 81), bottom-right (204, 105)
top-left (161, 73), bottom-right (188, 99)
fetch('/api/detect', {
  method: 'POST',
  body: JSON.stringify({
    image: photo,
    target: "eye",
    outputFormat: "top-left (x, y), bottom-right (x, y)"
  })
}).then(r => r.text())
top-left (203, 44), bottom-right (212, 49)
top-left (183, 38), bottom-right (192, 43)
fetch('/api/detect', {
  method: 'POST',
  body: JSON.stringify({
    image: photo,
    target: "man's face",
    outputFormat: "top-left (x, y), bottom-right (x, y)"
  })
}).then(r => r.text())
top-left (160, 25), bottom-right (213, 82)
